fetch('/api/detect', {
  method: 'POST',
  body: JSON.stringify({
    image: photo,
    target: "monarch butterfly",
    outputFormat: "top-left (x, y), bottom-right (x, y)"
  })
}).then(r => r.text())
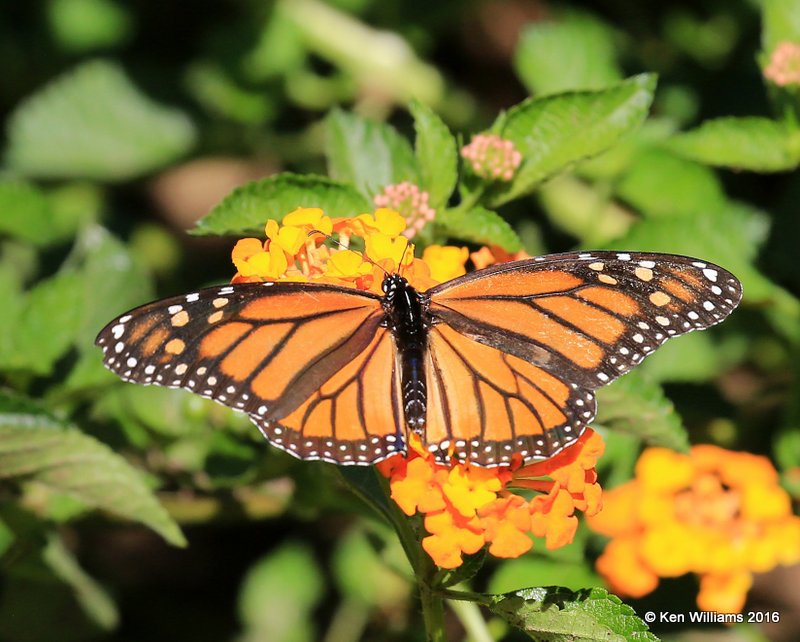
top-left (96, 251), bottom-right (741, 467)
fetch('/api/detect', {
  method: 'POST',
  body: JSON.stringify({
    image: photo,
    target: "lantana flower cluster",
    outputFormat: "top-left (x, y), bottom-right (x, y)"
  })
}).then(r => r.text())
top-left (764, 41), bottom-right (800, 87)
top-left (461, 134), bottom-right (523, 182)
top-left (230, 207), bottom-right (604, 568)
top-left (588, 445), bottom-right (800, 613)
top-left (378, 431), bottom-right (604, 569)
top-left (231, 206), bottom-right (464, 293)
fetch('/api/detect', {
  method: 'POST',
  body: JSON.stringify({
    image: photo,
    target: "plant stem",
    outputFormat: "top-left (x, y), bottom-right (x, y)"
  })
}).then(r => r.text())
top-left (417, 557), bottom-right (447, 642)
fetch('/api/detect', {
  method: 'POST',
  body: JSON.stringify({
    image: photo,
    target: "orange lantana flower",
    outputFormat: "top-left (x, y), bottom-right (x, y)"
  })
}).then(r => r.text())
top-left (588, 446), bottom-right (800, 613)
top-left (378, 430), bottom-right (605, 569)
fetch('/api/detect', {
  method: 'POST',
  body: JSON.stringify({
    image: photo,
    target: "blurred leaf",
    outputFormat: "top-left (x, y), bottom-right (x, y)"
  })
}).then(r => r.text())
top-left (238, 543), bottom-right (324, 642)
top-left (0, 516), bottom-right (14, 558)
top-left (47, 0), bottom-right (132, 52)
top-left (436, 207), bottom-right (522, 251)
top-left (0, 391), bottom-right (186, 547)
top-left (603, 205), bottom-right (774, 302)
top-left (489, 557), bottom-right (602, 594)
top-left (42, 532), bottom-right (118, 630)
top-left (665, 117), bottom-right (800, 171)
top-left (5, 60), bottom-right (195, 181)
top-left (64, 227), bottom-right (154, 389)
top-left (332, 527), bottom-right (409, 608)
top-left (0, 181), bottom-right (53, 245)
top-left (0, 270), bottom-right (83, 375)
top-left (325, 108), bottom-right (418, 197)
top-left (761, 0), bottom-right (800, 53)
top-left (663, 11), bottom-right (738, 68)
top-left (597, 372), bottom-right (689, 452)
top-left (194, 172), bottom-right (371, 236)
top-left (514, 11), bottom-right (622, 95)
top-left (205, 432), bottom-right (258, 488)
top-left (490, 74), bottom-right (656, 205)
top-left (488, 586), bottom-right (658, 641)
top-left (616, 148), bottom-right (726, 217)
top-left (186, 63), bottom-right (276, 125)
top-left (640, 331), bottom-right (744, 383)
top-left (281, 0), bottom-right (444, 107)
top-left (242, 3), bottom-right (306, 81)
top-left (409, 99), bottom-right (458, 209)
top-left (537, 175), bottom-right (635, 246)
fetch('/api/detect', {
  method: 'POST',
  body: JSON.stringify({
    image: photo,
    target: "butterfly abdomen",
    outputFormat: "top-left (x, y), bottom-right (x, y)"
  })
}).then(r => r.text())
top-left (382, 274), bottom-right (430, 434)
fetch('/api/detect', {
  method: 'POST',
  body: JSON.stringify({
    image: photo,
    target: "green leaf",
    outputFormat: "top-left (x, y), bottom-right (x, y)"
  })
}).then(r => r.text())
top-left (761, 0), bottom-right (800, 53)
top-left (325, 108), bottom-right (418, 197)
top-left (409, 99), bottom-right (458, 209)
top-left (665, 117), bottom-right (800, 172)
top-left (436, 207), bottom-right (522, 251)
top-left (194, 172), bottom-right (371, 236)
top-left (42, 532), bottom-right (118, 630)
top-left (64, 227), bottom-right (154, 390)
top-left (0, 392), bottom-right (186, 547)
top-left (615, 148), bottom-right (726, 218)
top-left (332, 527), bottom-right (410, 608)
top-left (640, 331), bottom-right (744, 384)
top-left (5, 59), bottom-right (195, 181)
top-left (0, 181), bottom-right (54, 245)
top-left (489, 586), bottom-right (658, 641)
top-left (490, 74), bottom-right (656, 205)
top-left (603, 204), bottom-right (774, 301)
top-left (514, 11), bottom-right (623, 96)
top-left (596, 372), bottom-right (689, 453)
top-left (238, 543), bottom-right (324, 642)
top-left (0, 270), bottom-right (83, 375)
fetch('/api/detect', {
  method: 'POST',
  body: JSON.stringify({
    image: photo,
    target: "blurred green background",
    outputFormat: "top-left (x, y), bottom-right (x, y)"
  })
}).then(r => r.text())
top-left (1, 1), bottom-right (800, 641)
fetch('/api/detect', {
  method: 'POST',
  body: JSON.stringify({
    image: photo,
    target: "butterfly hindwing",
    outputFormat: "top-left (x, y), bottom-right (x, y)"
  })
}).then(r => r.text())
top-left (254, 329), bottom-right (406, 464)
top-left (424, 324), bottom-right (595, 466)
top-left (95, 281), bottom-right (402, 463)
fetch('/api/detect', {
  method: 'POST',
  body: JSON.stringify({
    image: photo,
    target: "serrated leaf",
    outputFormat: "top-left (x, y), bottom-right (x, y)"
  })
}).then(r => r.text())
top-left (489, 586), bottom-right (659, 641)
top-left (0, 392), bottom-right (186, 547)
top-left (409, 99), bottom-right (457, 208)
top-left (436, 207), bottom-right (522, 251)
top-left (615, 148), bottom-right (726, 218)
top-left (325, 108), bottom-right (418, 197)
top-left (490, 74), bottom-right (656, 205)
top-left (596, 372), bottom-right (689, 453)
top-left (5, 59), bottom-right (195, 181)
top-left (665, 117), bottom-right (800, 172)
top-left (194, 172), bottom-right (371, 236)
top-left (514, 11), bottom-right (622, 96)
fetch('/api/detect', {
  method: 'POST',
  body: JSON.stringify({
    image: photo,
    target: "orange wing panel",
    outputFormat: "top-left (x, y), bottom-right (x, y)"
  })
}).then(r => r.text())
top-left (425, 325), bottom-right (590, 466)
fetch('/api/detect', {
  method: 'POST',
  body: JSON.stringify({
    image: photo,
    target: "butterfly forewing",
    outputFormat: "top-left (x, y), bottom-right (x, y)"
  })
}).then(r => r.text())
top-left (95, 281), bottom-right (403, 463)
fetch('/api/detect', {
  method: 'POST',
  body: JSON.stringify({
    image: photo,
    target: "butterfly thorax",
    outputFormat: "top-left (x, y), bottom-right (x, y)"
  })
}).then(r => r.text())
top-left (381, 274), bottom-right (429, 435)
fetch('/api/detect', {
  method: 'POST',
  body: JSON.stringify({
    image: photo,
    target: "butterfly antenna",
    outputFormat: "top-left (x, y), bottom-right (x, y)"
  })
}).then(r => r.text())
top-left (308, 229), bottom-right (389, 276)
top-left (397, 237), bottom-right (412, 276)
